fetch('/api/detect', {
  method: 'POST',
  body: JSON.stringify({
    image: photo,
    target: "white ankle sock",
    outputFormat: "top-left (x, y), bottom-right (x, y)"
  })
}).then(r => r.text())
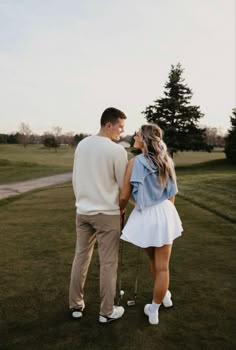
top-left (150, 301), bottom-right (161, 313)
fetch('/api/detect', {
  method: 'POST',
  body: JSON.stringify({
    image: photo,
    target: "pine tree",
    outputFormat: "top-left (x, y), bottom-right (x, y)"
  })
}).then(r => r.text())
top-left (142, 63), bottom-right (207, 156)
top-left (225, 108), bottom-right (236, 163)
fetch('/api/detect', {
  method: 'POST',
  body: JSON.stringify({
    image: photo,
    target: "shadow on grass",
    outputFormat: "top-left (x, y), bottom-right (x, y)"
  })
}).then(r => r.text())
top-left (0, 184), bottom-right (71, 207)
top-left (0, 158), bottom-right (39, 167)
top-left (178, 194), bottom-right (236, 224)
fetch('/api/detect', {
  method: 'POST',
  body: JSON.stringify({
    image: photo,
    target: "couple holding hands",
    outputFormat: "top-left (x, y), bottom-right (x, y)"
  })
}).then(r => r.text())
top-left (69, 107), bottom-right (183, 326)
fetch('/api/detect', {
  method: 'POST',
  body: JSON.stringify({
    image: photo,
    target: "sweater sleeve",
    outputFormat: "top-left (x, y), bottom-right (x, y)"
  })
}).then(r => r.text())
top-left (72, 148), bottom-right (78, 198)
top-left (114, 146), bottom-right (128, 190)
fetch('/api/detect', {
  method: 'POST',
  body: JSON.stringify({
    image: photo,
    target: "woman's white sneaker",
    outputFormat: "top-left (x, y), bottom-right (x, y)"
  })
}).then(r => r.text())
top-left (144, 303), bottom-right (151, 316)
top-left (144, 304), bottom-right (159, 325)
top-left (144, 290), bottom-right (173, 316)
top-left (162, 290), bottom-right (173, 308)
top-left (99, 306), bottom-right (125, 323)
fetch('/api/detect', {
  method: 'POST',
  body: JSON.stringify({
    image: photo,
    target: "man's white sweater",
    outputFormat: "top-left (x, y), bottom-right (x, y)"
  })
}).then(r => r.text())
top-left (72, 135), bottom-right (128, 215)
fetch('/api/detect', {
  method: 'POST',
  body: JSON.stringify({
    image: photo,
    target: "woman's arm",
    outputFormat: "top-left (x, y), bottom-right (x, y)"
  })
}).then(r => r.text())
top-left (168, 196), bottom-right (175, 204)
top-left (119, 158), bottom-right (135, 210)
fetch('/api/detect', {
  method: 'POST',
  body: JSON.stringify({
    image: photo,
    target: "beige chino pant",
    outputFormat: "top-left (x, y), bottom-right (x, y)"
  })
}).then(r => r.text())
top-left (69, 213), bottom-right (120, 316)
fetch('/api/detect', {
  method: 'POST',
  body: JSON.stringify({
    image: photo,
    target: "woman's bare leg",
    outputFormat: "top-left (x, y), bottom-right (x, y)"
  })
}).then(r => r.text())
top-left (152, 244), bottom-right (172, 304)
top-left (145, 247), bottom-right (155, 281)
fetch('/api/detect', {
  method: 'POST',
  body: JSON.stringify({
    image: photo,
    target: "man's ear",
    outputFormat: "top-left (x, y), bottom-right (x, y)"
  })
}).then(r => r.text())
top-left (106, 122), bottom-right (112, 129)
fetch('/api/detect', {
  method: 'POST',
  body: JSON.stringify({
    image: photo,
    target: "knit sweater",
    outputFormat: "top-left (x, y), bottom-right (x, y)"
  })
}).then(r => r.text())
top-left (72, 135), bottom-right (128, 215)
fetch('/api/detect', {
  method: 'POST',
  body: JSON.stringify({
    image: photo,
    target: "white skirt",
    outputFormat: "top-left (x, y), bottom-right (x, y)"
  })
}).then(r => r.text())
top-left (121, 200), bottom-right (183, 248)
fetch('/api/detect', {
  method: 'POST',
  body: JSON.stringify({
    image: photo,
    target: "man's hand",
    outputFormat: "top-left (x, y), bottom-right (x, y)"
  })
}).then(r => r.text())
top-left (120, 209), bottom-right (126, 225)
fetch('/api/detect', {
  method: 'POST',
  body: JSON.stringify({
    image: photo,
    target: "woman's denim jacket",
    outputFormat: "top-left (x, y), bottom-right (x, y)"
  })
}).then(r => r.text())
top-left (131, 154), bottom-right (178, 212)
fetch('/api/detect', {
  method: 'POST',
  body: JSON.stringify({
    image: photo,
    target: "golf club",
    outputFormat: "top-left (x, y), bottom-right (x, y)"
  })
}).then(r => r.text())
top-left (117, 212), bottom-right (125, 306)
top-left (127, 246), bottom-right (140, 306)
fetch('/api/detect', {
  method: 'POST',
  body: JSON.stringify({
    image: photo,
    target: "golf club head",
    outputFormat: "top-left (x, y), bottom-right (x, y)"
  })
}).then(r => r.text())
top-left (120, 290), bottom-right (125, 296)
top-left (117, 291), bottom-right (124, 305)
top-left (127, 300), bottom-right (136, 306)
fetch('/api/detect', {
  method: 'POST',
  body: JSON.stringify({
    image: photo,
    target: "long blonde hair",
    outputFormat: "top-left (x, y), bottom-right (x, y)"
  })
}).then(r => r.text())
top-left (140, 124), bottom-right (176, 187)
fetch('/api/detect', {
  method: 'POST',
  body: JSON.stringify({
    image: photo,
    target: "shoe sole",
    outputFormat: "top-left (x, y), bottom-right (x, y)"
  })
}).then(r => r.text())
top-left (99, 316), bottom-right (123, 324)
top-left (149, 318), bottom-right (159, 325)
top-left (70, 309), bottom-right (84, 320)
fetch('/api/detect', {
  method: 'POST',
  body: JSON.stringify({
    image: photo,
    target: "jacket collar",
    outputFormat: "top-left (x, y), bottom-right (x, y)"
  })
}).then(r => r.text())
top-left (137, 154), bottom-right (157, 171)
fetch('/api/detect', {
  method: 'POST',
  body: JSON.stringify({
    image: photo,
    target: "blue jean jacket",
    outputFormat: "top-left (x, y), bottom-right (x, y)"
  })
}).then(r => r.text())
top-left (131, 154), bottom-right (178, 212)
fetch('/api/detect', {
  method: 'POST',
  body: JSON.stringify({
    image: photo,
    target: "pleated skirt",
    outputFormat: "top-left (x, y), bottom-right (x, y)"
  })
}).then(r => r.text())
top-left (121, 200), bottom-right (183, 248)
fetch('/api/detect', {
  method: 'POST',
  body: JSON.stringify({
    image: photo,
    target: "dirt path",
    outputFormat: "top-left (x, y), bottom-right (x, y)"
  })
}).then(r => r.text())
top-left (0, 172), bottom-right (72, 200)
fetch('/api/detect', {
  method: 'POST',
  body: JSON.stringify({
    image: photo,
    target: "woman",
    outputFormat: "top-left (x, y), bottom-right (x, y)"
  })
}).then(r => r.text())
top-left (119, 124), bottom-right (183, 325)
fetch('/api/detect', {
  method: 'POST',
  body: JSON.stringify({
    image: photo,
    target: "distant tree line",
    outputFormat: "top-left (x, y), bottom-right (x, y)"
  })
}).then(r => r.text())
top-left (1, 63), bottom-right (233, 161)
top-left (0, 126), bottom-right (224, 150)
top-left (0, 123), bottom-right (90, 150)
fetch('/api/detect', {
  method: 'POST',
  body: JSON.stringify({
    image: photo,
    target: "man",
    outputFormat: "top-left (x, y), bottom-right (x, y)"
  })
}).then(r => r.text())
top-left (69, 107), bottom-right (128, 323)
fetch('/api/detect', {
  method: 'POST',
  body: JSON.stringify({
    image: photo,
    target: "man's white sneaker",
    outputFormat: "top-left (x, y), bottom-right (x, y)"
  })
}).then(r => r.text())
top-left (162, 290), bottom-right (173, 308)
top-left (99, 306), bottom-right (125, 323)
top-left (69, 306), bottom-right (84, 320)
top-left (144, 304), bottom-right (159, 325)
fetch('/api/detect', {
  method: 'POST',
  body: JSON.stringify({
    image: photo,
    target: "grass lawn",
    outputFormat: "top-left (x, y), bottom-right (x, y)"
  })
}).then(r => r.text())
top-left (176, 159), bottom-right (236, 224)
top-left (0, 156), bottom-right (235, 350)
top-left (0, 144), bottom-right (225, 184)
top-left (0, 144), bottom-right (74, 184)
top-left (173, 149), bottom-right (225, 166)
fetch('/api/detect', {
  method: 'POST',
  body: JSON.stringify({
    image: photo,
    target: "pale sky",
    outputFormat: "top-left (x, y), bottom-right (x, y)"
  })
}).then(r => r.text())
top-left (0, 0), bottom-right (235, 136)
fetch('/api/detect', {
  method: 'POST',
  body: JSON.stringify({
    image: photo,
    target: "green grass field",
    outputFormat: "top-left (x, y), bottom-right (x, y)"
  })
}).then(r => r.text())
top-left (0, 144), bottom-right (225, 184)
top-left (0, 144), bottom-right (74, 184)
top-left (0, 147), bottom-right (235, 349)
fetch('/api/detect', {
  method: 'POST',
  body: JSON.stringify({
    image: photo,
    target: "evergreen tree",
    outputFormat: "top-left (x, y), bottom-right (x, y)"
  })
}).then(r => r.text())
top-left (73, 133), bottom-right (89, 146)
top-left (225, 108), bottom-right (236, 163)
top-left (43, 135), bottom-right (60, 151)
top-left (7, 133), bottom-right (20, 144)
top-left (142, 63), bottom-right (207, 156)
top-left (0, 134), bottom-right (8, 143)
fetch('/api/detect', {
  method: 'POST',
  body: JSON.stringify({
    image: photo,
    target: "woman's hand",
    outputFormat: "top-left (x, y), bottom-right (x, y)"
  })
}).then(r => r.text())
top-left (119, 158), bottom-right (135, 209)
top-left (168, 196), bottom-right (175, 204)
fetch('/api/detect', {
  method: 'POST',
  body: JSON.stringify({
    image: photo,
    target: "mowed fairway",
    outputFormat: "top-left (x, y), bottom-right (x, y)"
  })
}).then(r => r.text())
top-left (0, 149), bottom-right (235, 350)
top-left (0, 144), bottom-right (74, 184)
top-left (0, 144), bottom-right (225, 184)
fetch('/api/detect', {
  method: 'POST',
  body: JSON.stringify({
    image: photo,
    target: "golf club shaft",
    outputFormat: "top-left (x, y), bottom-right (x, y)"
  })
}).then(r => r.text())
top-left (117, 213), bottom-right (125, 305)
top-left (127, 246), bottom-right (140, 306)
